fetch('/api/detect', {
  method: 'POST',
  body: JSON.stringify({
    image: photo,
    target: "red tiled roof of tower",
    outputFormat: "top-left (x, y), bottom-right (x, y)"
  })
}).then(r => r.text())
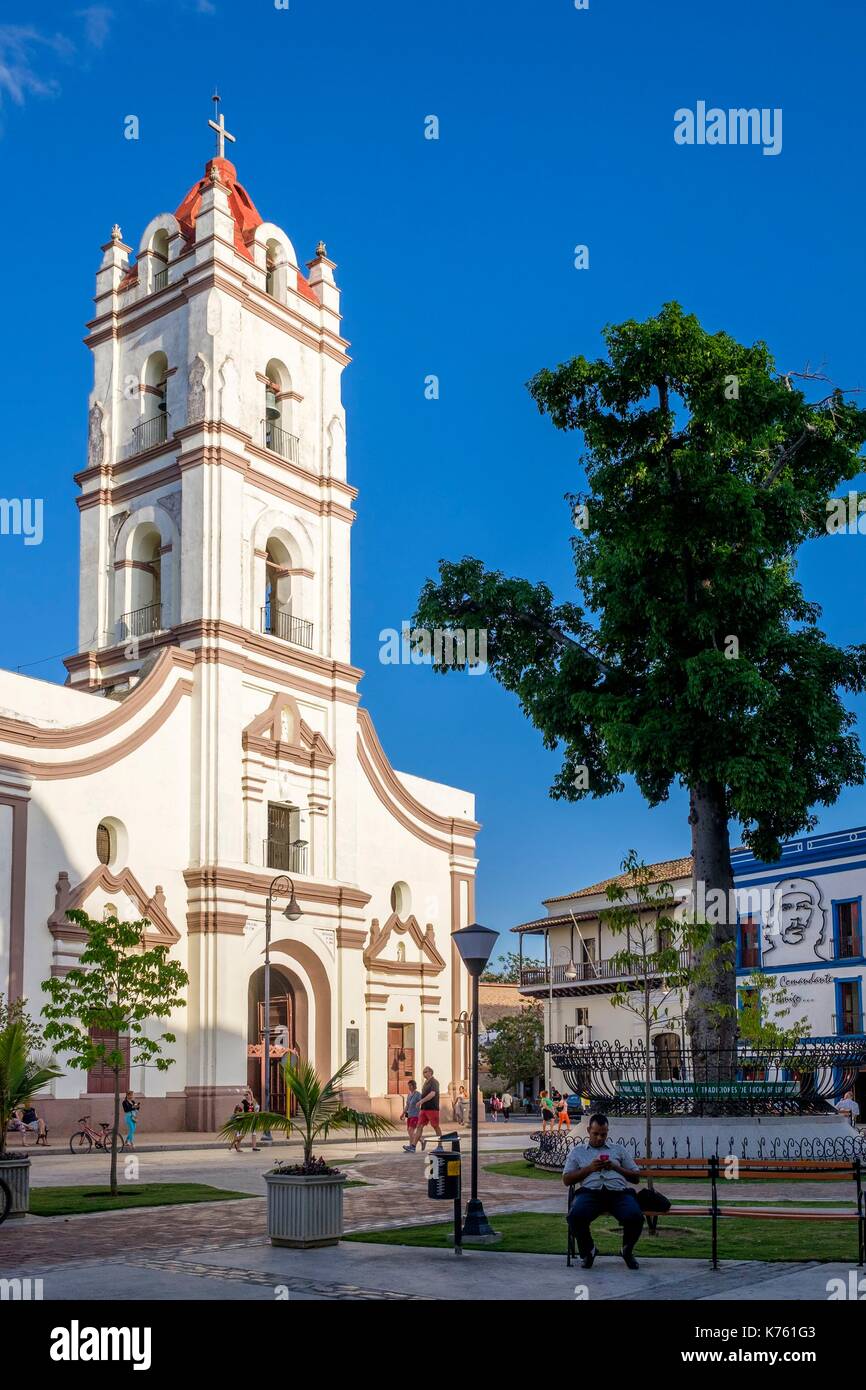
top-left (174, 157), bottom-right (262, 261)
top-left (542, 855), bottom-right (694, 905)
top-left (173, 157), bottom-right (320, 302)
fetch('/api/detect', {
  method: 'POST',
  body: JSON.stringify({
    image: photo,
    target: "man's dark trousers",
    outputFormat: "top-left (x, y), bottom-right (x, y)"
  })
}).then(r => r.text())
top-left (568, 1188), bottom-right (643, 1257)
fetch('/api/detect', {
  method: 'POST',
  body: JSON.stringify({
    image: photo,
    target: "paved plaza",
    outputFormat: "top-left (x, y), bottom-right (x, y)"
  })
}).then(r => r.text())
top-left (1, 1125), bottom-right (859, 1301)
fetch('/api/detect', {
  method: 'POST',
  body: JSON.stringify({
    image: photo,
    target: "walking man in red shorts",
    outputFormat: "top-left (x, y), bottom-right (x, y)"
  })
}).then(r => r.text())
top-left (413, 1066), bottom-right (442, 1150)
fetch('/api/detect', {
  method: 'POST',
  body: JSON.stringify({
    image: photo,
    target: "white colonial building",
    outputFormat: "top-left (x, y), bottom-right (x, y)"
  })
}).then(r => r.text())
top-left (0, 109), bottom-right (478, 1131)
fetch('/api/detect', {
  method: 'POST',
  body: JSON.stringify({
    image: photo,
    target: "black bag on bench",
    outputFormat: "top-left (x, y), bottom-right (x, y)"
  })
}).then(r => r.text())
top-left (637, 1187), bottom-right (672, 1214)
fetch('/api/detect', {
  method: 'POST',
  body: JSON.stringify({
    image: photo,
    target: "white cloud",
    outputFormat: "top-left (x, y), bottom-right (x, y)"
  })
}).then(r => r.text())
top-left (76, 7), bottom-right (113, 50)
top-left (0, 26), bottom-right (72, 109)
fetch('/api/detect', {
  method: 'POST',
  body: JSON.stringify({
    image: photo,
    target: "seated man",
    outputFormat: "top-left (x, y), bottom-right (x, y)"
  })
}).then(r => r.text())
top-left (563, 1111), bottom-right (643, 1270)
top-left (20, 1104), bottom-right (48, 1145)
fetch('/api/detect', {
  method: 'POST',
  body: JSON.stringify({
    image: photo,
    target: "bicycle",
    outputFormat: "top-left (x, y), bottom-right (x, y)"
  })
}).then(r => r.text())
top-left (68, 1115), bottom-right (127, 1155)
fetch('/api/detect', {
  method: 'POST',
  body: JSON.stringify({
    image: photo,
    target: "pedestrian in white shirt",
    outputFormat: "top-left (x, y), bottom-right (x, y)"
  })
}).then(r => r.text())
top-left (835, 1090), bottom-right (861, 1123)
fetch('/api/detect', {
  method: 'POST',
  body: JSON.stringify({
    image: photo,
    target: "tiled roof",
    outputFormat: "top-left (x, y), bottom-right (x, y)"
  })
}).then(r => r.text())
top-left (542, 856), bottom-right (693, 906)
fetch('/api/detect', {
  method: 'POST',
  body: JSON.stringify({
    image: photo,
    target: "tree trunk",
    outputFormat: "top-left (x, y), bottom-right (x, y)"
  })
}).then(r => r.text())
top-left (685, 781), bottom-right (737, 1091)
top-left (110, 1050), bottom-right (121, 1197)
top-left (644, 998), bottom-right (653, 1174)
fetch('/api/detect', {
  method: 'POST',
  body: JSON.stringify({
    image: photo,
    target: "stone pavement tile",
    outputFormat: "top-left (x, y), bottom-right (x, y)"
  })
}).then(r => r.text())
top-left (58, 1240), bottom-right (845, 1303)
top-left (700, 1262), bottom-right (859, 1302)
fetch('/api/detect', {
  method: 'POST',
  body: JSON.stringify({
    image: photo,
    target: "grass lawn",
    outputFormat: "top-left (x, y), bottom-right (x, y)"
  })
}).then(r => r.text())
top-left (29, 1183), bottom-right (256, 1217)
top-left (346, 1210), bottom-right (859, 1261)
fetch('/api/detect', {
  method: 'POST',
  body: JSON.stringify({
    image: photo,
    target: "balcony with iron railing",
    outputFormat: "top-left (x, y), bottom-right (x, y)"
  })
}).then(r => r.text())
top-left (520, 950), bottom-right (692, 994)
top-left (260, 604), bottom-right (314, 650)
top-left (118, 602), bottom-right (162, 640)
top-left (261, 420), bottom-right (300, 464)
top-left (264, 839), bottom-right (308, 875)
top-left (832, 1012), bottom-right (865, 1036)
top-left (132, 414), bottom-right (168, 454)
top-left (563, 1024), bottom-right (593, 1045)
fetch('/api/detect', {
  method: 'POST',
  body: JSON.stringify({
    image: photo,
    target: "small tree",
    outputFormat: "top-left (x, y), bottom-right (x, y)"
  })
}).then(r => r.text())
top-left (0, 998), bottom-right (61, 1160)
top-left (480, 951), bottom-right (524, 984)
top-left (481, 1002), bottom-right (544, 1090)
top-left (41, 910), bottom-right (189, 1195)
top-left (601, 852), bottom-right (732, 1159)
top-left (736, 971), bottom-right (810, 1048)
top-left (0, 994), bottom-right (46, 1052)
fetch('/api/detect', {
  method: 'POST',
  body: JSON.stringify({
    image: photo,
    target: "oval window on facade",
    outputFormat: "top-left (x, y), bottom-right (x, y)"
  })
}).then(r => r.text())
top-left (96, 822), bottom-right (112, 865)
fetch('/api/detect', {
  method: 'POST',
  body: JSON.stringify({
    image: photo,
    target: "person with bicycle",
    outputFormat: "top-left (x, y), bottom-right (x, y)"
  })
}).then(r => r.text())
top-left (122, 1091), bottom-right (140, 1148)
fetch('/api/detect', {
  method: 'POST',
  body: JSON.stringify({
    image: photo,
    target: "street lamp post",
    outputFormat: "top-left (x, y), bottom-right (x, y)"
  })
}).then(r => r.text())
top-left (453, 922), bottom-right (499, 1239)
top-left (262, 874), bottom-right (303, 1143)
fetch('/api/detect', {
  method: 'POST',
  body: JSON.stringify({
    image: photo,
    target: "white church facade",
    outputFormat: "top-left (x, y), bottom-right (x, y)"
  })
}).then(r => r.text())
top-left (0, 108), bottom-right (479, 1131)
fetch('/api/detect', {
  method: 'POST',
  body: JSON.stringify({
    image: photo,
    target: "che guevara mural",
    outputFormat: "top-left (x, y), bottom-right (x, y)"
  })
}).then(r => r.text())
top-left (761, 877), bottom-right (831, 966)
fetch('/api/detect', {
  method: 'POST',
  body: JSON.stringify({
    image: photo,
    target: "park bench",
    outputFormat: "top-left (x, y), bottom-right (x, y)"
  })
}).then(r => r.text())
top-left (5, 1120), bottom-right (48, 1148)
top-left (565, 1155), bottom-right (865, 1270)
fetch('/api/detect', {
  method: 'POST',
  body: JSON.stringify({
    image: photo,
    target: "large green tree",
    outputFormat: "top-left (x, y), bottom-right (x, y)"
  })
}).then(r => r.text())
top-left (415, 304), bottom-right (866, 1051)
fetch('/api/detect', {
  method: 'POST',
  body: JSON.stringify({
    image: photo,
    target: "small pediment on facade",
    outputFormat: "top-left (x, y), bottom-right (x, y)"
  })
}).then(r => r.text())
top-left (47, 865), bottom-right (181, 946)
top-left (242, 692), bottom-right (335, 768)
top-left (364, 912), bottom-right (445, 975)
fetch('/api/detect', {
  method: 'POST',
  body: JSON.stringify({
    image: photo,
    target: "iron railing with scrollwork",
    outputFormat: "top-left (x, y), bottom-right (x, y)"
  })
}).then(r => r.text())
top-left (546, 1038), bottom-right (866, 1116)
top-left (523, 1128), bottom-right (866, 1169)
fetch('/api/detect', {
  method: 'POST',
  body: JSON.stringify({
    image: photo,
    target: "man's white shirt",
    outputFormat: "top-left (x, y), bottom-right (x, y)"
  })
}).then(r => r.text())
top-left (563, 1139), bottom-right (640, 1191)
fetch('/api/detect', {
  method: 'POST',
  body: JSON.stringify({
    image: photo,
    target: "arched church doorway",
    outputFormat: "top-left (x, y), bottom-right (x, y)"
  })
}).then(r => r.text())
top-left (247, 965), bottom-right (301, 1115)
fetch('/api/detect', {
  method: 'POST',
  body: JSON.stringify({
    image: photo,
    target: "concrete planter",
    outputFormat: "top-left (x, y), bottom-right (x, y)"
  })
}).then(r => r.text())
top-left (0, 1154), bottom-right (31, 1219)
top-left (264, 1170), bottom-right (348, 1248)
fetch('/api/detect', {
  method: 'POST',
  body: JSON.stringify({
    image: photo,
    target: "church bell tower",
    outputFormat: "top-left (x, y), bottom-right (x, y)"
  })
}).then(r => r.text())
top-left (68, 96), bottom-right (353, 695)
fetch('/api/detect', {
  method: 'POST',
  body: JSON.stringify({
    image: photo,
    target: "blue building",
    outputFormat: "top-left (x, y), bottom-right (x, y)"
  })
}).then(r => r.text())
top-left (733, 826), bottom-right (866, 1113)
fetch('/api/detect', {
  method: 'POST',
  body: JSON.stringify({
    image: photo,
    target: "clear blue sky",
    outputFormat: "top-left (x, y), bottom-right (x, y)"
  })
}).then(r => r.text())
top-left (1, 0), bottom-right (865, 965)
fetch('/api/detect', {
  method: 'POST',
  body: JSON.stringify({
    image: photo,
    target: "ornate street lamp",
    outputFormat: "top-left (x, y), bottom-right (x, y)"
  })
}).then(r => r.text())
top-left (262, 874), bottom-right (303, 1142)
top-left (453, 922), bottom-right (499, 1239)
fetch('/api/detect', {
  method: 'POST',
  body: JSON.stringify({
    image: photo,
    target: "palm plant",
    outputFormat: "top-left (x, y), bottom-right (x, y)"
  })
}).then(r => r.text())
top-left (220, 1059), bottom-right (395, 1168)
top-left (0, 1020), bottom-right (62, 1159)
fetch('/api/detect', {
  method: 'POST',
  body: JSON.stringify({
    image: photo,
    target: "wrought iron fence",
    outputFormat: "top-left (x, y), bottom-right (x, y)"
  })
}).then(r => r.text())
top-left (118, 603), bottom-right (162, 639)
top-left (523, 1128), bottom-right (866, 1169)
top-left (261, 421), bottom-right (300, 463)
top-left (546, 1038), bottom-right (866, 1116)
top-left (132, 415), bottom-right (168, 453)
top-left (260, 605), bottom-right (314, 650)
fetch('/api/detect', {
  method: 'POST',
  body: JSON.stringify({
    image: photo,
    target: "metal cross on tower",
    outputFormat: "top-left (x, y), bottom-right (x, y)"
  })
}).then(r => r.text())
top-left (208, 90), bottom-right (236, 160)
